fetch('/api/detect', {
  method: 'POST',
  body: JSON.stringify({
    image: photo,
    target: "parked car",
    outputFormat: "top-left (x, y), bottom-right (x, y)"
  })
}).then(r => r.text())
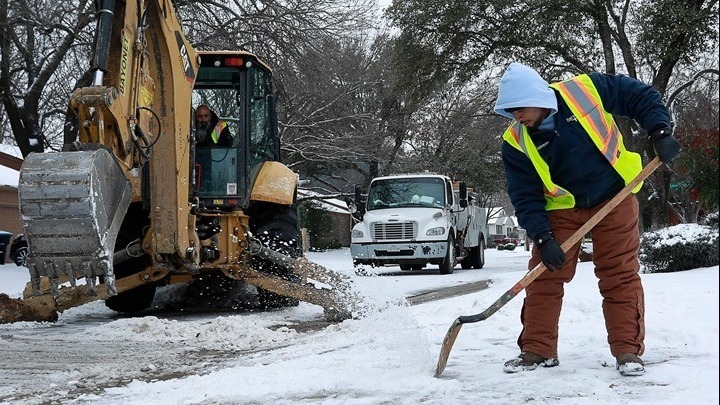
top-left (0, 231), bottom-right (11, 265)
top-left (497, 242), bottom-right (517, 251)
top-left (493, 236), bottom-right (520, 246)
top-left (9, 234), bottom-right (28, 267)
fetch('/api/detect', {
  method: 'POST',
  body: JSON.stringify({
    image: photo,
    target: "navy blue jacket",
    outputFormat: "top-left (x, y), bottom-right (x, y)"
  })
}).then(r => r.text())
top-left (501, 73), bottom-right (671, 241)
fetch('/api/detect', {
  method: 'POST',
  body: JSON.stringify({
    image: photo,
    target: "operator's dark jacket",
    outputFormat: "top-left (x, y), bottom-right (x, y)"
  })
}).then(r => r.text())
top-left (500, 72), bottom-right (671, 241)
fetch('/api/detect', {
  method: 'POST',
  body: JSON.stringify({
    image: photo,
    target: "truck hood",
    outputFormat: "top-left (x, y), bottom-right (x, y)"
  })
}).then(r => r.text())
top-left (362, 207), bottom-right (446, 223)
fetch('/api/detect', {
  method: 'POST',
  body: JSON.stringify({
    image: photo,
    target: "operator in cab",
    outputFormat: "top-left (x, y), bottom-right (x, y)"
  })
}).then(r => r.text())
top-left (194, 104), bottom-right (233, 147)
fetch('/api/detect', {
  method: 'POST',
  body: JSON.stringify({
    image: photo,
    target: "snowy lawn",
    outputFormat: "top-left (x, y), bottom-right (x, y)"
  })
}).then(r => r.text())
top-left (0, 246), bottom-right (718, 404)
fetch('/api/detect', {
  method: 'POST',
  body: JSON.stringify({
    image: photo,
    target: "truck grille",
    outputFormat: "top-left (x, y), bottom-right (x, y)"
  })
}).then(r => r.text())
top-left (371, 221), bottom-right (417, 240)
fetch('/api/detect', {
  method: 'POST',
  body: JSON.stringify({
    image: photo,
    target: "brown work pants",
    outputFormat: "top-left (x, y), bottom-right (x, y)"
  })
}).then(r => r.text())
top-left (518, 194), bottom-right (645, 358)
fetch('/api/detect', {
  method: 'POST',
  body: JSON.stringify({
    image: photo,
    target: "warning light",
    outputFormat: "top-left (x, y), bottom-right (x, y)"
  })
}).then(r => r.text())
top-left (224, 57), bottom-right (244, 67)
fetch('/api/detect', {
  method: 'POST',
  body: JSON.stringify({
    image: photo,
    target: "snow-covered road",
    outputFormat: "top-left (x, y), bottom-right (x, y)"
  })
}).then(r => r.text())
top-left (1, 246), bottom-right (717, 404)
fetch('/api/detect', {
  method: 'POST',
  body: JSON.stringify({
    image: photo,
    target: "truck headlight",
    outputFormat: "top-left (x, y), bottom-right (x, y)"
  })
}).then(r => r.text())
top-left (426, 227), bottom-right (445, 236)
top-left (352, 229), bottom-right (364, 238)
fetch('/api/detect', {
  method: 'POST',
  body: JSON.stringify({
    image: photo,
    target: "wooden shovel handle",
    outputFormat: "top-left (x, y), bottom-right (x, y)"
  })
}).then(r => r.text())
top-left (515, 156), bottom-right (662, 292)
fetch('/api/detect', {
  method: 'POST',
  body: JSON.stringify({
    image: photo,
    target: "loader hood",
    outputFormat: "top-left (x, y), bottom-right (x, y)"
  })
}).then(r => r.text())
top-left (494, 62), bottom-right (558, 122)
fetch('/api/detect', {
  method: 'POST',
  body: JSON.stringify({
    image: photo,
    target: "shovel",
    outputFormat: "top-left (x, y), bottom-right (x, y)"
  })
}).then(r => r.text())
top-left (434, 157), bottom-right (663, 377)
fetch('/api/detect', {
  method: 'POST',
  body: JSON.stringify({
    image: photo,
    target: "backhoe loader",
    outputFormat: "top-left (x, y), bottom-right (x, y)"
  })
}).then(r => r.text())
top-left (0, 0), bottom-right (360, 324)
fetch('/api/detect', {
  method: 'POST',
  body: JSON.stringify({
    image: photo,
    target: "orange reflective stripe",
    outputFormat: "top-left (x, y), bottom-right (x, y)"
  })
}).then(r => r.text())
top-left (558, 81), bottom-right (608, 146)
top-left (556, 81), bottom-right (589, 115)
top-left (554, 78), bottom-right (619, 163)
top-left (211, 121), bottom-right (227, 143)
top-left (544, 186), bottom-right (560, 198)
top-left (509, 124), bottom-right (521, 145)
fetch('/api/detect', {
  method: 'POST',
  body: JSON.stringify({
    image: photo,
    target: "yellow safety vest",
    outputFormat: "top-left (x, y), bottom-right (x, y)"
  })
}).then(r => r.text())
top-left (210, 121), bottom-right (228, 143)
top-left (502, 74), bottom-right (643, 210)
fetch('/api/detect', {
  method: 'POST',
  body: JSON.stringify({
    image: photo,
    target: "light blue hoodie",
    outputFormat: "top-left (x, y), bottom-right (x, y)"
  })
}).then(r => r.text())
top-left (493, 62), bottom-right (558, 131)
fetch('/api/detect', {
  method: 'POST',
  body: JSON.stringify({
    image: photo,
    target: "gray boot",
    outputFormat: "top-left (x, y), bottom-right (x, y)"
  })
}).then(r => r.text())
top-left (503, 351), bottom-right (559, 373)
top-left (616, 353), bottom-right (645, 376)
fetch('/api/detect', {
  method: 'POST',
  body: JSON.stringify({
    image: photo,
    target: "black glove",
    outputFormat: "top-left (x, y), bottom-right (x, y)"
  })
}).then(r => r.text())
top-left (649, 127), bottom-right (681, 166)
top-left (535, 231), bottom-right (565, 272)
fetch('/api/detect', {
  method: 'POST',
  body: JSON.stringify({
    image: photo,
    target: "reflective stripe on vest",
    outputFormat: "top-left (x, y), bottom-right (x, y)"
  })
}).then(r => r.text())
top-left (211, 121), bottom-right (227, 143)
top-left (551, 77), bottom-right (621, 164)
top-left (503, 75), bottom-right (643, 210)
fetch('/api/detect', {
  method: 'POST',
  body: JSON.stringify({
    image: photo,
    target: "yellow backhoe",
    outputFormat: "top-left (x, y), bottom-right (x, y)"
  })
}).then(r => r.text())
top-left (0, 0), bottom-right (360, 324)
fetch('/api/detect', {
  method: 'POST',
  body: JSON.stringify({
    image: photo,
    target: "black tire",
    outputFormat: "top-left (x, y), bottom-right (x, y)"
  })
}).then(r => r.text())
top-left (104, 277), bottom-right (156, 313)
top-left (439, 235), bottom-right (456, 275)
top-left (14, 246), bottom-right (28, 267)
top-left (471, 237), bottom-right (485, 269)
top-left (105, 203), bottom-right (157, 314)
top-left (248, 201), bottom-right (301, 308)
top-left (460, 247), bottom-right (472, 269)
top-left (182, 273), bottom-right (258, 310)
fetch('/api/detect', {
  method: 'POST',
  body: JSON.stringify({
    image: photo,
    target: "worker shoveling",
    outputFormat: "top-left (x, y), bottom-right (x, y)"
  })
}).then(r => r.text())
top-left (436, 158), bottom-right (663, 377)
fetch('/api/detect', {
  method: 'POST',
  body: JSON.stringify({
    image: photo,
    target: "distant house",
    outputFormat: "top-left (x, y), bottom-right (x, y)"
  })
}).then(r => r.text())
top-left (486, 207), bottom-right (526, 243)
top-left (0, 148), bottom-right (22, 234)
top-left (0, 148), bottom-right (22, 263)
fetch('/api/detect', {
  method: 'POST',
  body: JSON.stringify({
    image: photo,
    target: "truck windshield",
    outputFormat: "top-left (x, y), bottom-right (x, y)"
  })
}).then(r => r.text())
top-left (366, 178), bottom-right (446, 210)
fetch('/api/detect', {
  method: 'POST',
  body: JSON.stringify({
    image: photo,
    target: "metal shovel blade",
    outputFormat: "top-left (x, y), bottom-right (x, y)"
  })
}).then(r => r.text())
top-left (434, 319), bottom-right (462, 377)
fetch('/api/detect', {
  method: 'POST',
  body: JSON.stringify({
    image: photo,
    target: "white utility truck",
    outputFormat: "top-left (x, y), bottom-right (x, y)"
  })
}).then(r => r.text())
top-left (350, 173), bottom-right (487, 274)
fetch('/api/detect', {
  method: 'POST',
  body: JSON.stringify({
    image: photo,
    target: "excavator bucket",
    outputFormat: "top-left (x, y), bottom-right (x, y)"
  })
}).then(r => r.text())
top-left (18, 149), bottom-right (132, 297)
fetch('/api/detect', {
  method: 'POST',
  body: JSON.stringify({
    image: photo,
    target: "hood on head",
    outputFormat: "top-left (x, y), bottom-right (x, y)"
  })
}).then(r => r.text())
top-left (493, 62), bottom-right (558, 120)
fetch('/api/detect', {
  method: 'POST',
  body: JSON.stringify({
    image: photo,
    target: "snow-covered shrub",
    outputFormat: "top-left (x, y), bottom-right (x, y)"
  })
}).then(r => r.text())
top-left (703, 211), bottom-right (719, 229)
top-left (640, 223), bottom-right (719, 273)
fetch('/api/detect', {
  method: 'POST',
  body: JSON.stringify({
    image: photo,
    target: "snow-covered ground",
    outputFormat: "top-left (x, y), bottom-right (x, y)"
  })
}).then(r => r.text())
top-left (0, 247), bottom-right (718, 404)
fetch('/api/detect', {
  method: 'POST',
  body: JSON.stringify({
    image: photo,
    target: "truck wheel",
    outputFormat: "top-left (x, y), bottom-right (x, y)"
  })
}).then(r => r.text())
top-left (439, 235), bottom-right (456, 275)
top-left (471, 237), bottom-right (485, 269)
top-left (353, 260), bottom-right (371, 276)
top-left (460, 248), bottom-right (472, 269)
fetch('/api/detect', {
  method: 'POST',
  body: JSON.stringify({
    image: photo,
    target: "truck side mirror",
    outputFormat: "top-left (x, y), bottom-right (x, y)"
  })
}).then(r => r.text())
top-left (459, 182), bottom-right (468, 208)
top-left (354, 184), bottom-right (362, 204)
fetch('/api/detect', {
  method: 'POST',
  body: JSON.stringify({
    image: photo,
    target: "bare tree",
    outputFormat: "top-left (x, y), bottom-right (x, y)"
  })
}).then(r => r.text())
top-left (0, 0), bottom-right (95, 157)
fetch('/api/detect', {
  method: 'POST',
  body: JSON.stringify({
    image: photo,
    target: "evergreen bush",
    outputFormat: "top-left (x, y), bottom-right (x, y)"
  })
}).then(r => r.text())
top-left (640, 223), bottom-right (719, 273)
